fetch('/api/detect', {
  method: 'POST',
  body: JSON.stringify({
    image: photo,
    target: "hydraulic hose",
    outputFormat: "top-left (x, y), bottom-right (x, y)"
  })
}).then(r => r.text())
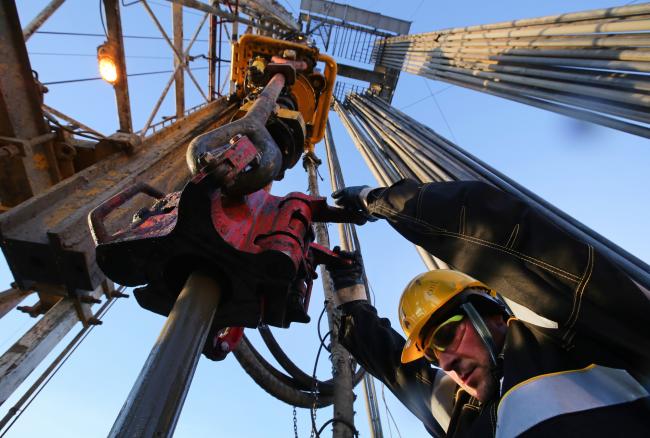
top-left (257, 325), bottom-right (365, 394)
top-left (233, 335), bottom-right (334, 408)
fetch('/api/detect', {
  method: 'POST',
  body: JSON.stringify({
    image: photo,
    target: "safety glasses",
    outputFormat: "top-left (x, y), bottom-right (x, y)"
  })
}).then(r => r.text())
top-left (422, 314), bottom-right (465, 362)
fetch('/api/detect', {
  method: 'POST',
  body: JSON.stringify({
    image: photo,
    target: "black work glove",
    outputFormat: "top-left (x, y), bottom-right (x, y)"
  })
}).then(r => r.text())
top-left (331, 186), bottom-right (377, 224)
top-left (327, 248), bottom-right (364, 290)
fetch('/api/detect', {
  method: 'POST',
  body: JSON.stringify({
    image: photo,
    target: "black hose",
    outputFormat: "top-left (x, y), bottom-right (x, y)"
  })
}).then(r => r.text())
top-left (233, 335), bottom-right (334, 408)
top-left (257, 325), bottom-right (365, 394)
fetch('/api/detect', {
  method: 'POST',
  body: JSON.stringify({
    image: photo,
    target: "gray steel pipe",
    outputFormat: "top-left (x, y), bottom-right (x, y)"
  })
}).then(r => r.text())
top-left (321, 120), bottom-right (384, 438)
top-left (339, 94), bottom-right (650, 290)
top-left (109, 271), bottom-right (221, 438)
top-left (374, 2), bottom-right (650, 138)
top-left (377, 60), bottom-right (650, 134)
top-left (333, 100), bottom-right (449, 271)
top-left (382, 34), bottom-right (650, 50)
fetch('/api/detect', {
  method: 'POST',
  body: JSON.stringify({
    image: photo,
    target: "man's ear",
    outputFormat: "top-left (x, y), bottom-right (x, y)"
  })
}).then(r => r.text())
top-left (486, 313), bottom-right (508, 328)
top-left (485, 314), bottom-right (508, 344)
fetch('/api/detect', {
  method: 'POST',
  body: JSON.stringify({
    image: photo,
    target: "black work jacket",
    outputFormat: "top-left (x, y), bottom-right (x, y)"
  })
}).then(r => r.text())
top-left (339, 179), bottom-right (650, 436)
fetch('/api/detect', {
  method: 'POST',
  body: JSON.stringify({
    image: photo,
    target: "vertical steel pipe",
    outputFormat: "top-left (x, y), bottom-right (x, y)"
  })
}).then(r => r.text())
top-left (305, 146), bottom-right (357, 438)
top-left (337, 93), bottom-right (650, 291)
top-left (109, 271), bottom-right (221, 438)
top-left (321, 120), bottom-right (384, 438)
top-left (333, 99), bottom-right (448, 271)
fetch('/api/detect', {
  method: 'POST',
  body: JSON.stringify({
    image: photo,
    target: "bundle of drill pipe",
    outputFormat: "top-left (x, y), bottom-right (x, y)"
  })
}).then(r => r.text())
top-left (334, 93), bottom-right (650, 290)
top-left (372, 3), bottom-right (650, 138)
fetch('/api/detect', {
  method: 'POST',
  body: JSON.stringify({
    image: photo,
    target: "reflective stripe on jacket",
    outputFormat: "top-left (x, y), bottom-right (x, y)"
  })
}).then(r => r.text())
top-left (497, 364), bottom-right (648, 437)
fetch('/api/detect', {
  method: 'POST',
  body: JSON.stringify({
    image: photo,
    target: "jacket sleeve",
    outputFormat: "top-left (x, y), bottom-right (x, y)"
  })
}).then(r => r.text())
top-left (366, 179), bottom-right (650, 380)
top-left (339, 300), bottom-right (446, 437)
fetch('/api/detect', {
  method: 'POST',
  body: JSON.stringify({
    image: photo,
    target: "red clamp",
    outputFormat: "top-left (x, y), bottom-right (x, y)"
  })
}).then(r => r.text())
top-left (209, 326), bottom-right (245, 361)
top-left (192, 134), bottom-right (259, 188)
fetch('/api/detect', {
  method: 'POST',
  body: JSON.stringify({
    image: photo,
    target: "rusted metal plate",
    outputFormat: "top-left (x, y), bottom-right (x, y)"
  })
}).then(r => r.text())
top-left (0, 98), bottom-right (237, 296)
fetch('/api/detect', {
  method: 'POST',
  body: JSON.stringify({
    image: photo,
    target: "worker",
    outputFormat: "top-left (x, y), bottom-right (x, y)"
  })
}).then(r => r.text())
top-left (326, 179), bottom-right (650, 437)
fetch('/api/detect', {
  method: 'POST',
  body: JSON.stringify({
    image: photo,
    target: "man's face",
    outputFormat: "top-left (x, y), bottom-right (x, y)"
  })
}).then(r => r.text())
top-left (432, 314), bottom-right (505, 402)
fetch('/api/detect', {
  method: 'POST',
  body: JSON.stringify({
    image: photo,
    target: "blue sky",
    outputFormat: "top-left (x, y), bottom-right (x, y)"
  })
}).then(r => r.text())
top-left (1, 1), bottom-right (648, 437)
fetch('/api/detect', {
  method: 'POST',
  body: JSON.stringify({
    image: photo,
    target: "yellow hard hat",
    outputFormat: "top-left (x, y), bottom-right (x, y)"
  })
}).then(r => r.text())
top-left (399, 270), bottom-right (495, 364)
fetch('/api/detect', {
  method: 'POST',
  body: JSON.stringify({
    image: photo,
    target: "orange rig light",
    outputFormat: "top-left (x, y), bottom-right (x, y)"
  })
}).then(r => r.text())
top-left (97, 42), bottom-right (118, 84)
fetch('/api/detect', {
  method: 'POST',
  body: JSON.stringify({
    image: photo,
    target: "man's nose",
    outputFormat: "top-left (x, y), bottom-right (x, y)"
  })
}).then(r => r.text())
top-left (436, 351), bottom-right (459, 372)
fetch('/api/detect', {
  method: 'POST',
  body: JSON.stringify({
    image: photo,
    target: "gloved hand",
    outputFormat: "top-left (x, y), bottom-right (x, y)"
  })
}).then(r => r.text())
top-left (327, 248), bottom-right (364, 290)
top-left (331, 186), bottom-right (377, 224)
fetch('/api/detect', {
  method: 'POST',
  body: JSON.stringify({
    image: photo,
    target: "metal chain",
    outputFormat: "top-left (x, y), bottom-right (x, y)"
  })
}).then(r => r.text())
top-left (293, 406), bottom-right (299, 438)
top-left (310, 380), bottom-right (319, 438)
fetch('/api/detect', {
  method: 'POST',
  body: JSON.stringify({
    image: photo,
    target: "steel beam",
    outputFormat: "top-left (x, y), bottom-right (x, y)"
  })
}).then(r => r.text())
top-left (109, 272), bottom-right (221, 437)
top-left (336, 63), bottom-right (384, 84)
top-left (207, 2), bottom-right (218, 101)
top-left (102, 0), bottom-right (133, 133)
top-left (0, 286), bottom-right (32, 319)
top-left (0, 290), bottom-right (120, 432)
top-left (172, 2), bottom-right (185, 118)
top-left (300, 0), bottom-right (411, 35)
top-left (141, 1), bottom-right (208, 106)
top-left (22, 0), bottom-right (66, 41)
top-left (0, 98), bottom-right (236, 296)
top-left (140, 10), bottom-right (209, 135)
top-left (0, 297), bottom-right (77, 407)
top-left (300, 13), bottom-right (393, 39)
top-left (42, 104), bottom-right (105, 139)
top-left (164, 0), bottom-right (277, 34)
top-left (0, 280), bottom-right (109, 407)
top-left (0, 0), bottom-right (60, 207)
top-left (237, 0), bottom-right (299, 32)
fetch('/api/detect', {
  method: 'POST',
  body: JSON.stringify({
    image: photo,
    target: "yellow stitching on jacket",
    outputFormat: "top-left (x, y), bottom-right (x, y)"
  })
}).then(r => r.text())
top-left (490, 402), bottom-right (498, 437)
top-left (367, 187), bottom-right (388, 216)
top-left (562, 245), bottom-right (594, 343)
top-left (562, 248), bottom-right (590, 337)
top-left (416, 373), bottom-right (432, 385)
top-left (416, 183), bottom-right (428, 221)
top-left (506, 224), bottom-right (519, 249)
top-left (572, 245), bottom-right (594, 327)
top-left (459, 206), bottom-right (466, 235)
top-left (376, 204), bottom-right (582, 283)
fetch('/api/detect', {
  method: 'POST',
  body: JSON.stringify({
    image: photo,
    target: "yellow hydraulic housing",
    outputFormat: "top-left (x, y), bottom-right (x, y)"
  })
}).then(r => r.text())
top-left (230, 35), bottom-right (337, 153)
